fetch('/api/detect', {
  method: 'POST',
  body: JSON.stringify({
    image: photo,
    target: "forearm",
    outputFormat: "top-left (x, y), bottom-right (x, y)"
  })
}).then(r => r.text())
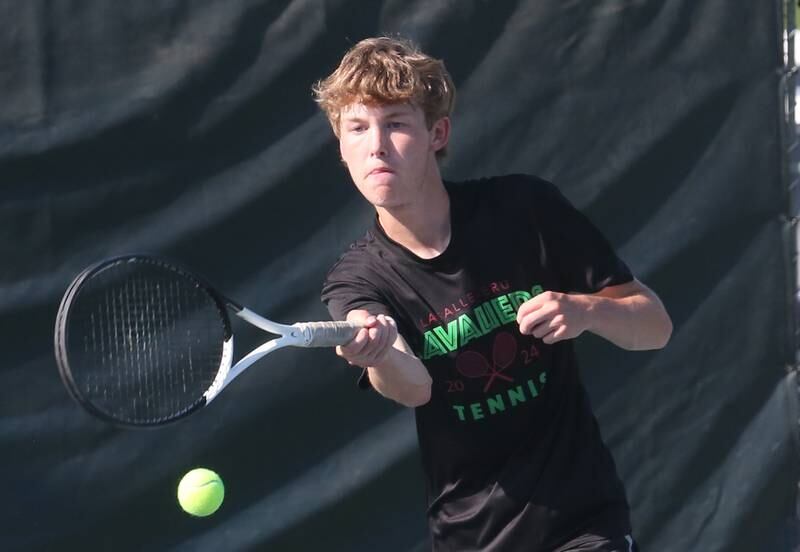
top-left (582, 291), bottom-right (672, 350)
top-left (367, 346), bottom-right (432, 408)
top-left (336, 310), bottom-right (432, 407)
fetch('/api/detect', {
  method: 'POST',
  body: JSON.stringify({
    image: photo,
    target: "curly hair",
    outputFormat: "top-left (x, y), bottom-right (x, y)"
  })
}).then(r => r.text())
top-left (313, 36), bottom-right (456, 149)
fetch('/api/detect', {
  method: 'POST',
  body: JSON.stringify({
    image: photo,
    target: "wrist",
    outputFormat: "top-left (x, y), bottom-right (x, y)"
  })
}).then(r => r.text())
top-left (370, 346), bottom-right (395, 368)
top-left (576, 293), bottom-right (602, 335)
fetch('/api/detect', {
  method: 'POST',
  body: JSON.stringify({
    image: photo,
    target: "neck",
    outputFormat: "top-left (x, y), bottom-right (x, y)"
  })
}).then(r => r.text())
top-left (377, 178), bottom-right (451, 259)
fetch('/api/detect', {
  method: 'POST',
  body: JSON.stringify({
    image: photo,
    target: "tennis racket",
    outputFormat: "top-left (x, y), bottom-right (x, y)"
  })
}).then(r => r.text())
top-left (456, 331), bottom-right (517, 392)
top-left (54, 254), bottom-right (360, 427)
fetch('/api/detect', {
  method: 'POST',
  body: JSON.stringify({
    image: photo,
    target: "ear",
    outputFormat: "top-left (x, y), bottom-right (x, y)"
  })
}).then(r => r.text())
top-left (430, 117), bottom-right (451, 153)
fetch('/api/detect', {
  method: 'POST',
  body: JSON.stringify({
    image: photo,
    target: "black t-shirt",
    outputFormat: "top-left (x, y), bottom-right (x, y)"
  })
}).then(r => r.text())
top-left (321, 174), bottom-right (635, 551)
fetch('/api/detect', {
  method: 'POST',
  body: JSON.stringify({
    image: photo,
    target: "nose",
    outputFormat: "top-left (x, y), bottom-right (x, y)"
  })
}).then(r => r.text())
top-left (368, 126), bottom-right (387, 158)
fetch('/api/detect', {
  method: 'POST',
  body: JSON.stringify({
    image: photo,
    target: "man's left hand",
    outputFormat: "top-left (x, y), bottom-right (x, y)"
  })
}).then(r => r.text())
top-left (516, 291), bottom-right (591, 344)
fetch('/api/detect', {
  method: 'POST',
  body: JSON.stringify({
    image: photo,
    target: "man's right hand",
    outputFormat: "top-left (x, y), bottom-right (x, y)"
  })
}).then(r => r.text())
top-left (336, 309), bottom-right (398, 368)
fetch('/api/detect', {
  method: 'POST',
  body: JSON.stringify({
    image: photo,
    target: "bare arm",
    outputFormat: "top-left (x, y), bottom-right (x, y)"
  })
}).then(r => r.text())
top-left (336, 309), bottom-right (432, 407)
top-left (516, 279), bottom-right (673, 350)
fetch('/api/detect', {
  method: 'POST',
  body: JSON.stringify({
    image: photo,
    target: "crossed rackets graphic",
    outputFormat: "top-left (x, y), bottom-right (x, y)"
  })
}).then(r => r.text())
top-left (456, 331), bottom-right (517, 392)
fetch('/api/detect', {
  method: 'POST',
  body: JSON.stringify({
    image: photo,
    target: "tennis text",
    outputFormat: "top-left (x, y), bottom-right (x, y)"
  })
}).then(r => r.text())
top-left (451, 372), bottom-right (548, 422)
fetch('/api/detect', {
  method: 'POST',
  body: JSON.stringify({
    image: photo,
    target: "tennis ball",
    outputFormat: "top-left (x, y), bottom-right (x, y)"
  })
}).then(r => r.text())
top-left (177, 468), bottom-right (224, 517)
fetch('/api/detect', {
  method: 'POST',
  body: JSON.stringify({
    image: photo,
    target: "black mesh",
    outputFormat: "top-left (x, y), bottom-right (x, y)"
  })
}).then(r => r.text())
top-left (56, 257), bottom-right (229, 426)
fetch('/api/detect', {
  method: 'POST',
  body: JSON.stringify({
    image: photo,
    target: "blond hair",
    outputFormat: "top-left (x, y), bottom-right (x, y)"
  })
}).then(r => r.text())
top-left (313, 36), bottom-right (456, 148)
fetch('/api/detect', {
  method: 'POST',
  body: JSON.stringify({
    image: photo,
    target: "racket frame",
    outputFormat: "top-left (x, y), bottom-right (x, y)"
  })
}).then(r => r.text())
top-left (54, 254), bottom-right (359, 427)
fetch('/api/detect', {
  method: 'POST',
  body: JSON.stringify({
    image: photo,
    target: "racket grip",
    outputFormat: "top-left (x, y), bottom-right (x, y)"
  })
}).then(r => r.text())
top-left (293, 321), bottom-right (362, 347)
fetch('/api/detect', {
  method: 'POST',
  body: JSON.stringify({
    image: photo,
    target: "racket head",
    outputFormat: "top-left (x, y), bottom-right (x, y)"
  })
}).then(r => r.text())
top-left (456, 350), bottom-right (490, 378)
top-left (492, 331), bottom-right (517, 369)
top-left (54, 255), bottom-right (233, 427)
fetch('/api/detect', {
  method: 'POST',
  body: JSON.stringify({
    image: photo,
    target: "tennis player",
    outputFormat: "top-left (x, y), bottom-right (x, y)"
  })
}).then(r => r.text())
top-left (315, 36), bottom-right (672, 552)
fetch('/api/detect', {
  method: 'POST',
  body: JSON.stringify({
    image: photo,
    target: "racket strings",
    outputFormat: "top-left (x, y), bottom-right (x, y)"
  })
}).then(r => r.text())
top-left (65, 261), bottom-right (227, 425)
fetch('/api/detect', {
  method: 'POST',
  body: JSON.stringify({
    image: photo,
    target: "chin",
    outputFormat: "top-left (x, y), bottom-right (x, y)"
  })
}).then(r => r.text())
top-left (370, 197), bottom-right (393, 208)
top-left (367, 185), bottom-right (397, 204)
top-left (369, 193), bottom-right (400, 209)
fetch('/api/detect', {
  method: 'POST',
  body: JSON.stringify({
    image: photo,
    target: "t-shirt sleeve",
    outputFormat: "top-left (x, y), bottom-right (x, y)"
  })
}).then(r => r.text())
top-left (320, 251), bottom-right (391, 390)
top-left (320, 256), bottom-right (392, 321)
top-left (526, 177), bottom-right (634, 293)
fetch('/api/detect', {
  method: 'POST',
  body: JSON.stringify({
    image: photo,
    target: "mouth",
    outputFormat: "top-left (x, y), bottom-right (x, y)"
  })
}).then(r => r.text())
top-left (367, 167), bottom-right (395, 177)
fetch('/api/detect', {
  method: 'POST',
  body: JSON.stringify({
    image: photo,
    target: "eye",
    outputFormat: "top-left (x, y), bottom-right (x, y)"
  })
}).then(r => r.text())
top-left (348, 125), bottom-right (366, 133)
top-left (387, 121), bottom-right (404, 129)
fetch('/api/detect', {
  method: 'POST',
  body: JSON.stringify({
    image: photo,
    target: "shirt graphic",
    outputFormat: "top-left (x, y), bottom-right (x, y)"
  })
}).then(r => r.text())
top-left (418, 281), bottom-right (549, 423)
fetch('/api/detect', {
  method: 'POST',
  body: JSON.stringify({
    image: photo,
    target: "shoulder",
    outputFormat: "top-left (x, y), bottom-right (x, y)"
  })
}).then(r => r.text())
top-left (324, 229), bottom-right (386, 284)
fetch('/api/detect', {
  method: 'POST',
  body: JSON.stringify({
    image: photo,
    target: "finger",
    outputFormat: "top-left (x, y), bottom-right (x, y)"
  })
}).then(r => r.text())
top-left (518, 291), bottom-right (558, 321)
top-left (368, 321), bottom-right (394, 360)
top-left (363, 314), bottom-right (378, 327)
top-left (335, 345), bottom-right (356, 365)
top-left (345, 309), bottom-right (372, 325)
top-left (374, 315), bottom-right (389, 343)
top-left (531, 310), bottom-right (566, 338)
top-left (350, 323), bottom-right (379, 359)
top-left (531, 319), bottom-right (555, 339)
top-left (521, 299), bottom-right (563, 333)
top-left (372, 313), bottom-right (396, 330)
top-left (365, 329), bottom-right (389, 363)
top-left (542, 325), bottom-right (567, 344)
top-left (515, 296), bottom-right (545, 324)
top-left (341, 328), bottom-right (370, 355)
top-left (377, 314), bottom-right (398, 336)
top-left (350, 327), bottom-right (369, 346)
top-left (536, 314), bottom-right (564, 336)
top-left (376, 318), bottom-right (396, 353)
top-left (519, 309), bottom-right (550, 335)
top-left (367, 326), bottom-right (380, 341)
top-left (383, 314), bottom-right (397, 328)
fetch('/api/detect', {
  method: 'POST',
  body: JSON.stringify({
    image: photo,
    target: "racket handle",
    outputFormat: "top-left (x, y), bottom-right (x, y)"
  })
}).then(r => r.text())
top-left (293, 321), bottom-right (362, 347)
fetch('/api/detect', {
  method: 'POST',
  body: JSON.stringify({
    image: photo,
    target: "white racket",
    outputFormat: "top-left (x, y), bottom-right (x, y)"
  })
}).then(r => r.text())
top-left (54, 254), bottom-right (360, 427)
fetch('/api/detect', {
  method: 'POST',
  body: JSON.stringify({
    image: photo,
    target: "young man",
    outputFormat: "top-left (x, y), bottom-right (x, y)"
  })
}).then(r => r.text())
top-left (314, 36), bottom-right (672, 552)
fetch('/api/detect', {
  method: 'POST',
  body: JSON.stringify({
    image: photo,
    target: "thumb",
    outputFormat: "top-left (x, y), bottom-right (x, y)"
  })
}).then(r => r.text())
top-left (345, 309), bottom-right (377, 327)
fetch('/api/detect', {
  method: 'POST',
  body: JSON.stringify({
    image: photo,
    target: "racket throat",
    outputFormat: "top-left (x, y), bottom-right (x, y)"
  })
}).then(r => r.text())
top-left (206, 337), bottom-right (288, 402)
top-left (235, 308), bottom-right (299, 339)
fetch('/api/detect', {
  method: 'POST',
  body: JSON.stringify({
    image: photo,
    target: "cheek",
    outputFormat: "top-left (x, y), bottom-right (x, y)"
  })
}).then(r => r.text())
top-left (403, 138), bottom-right (433, 169)
top-left (339, 140), bottom-right (350, 162)
top-left (394, 133), bottom-right (426, 159)
top-left (340, 134), bottom-right (367, 158)
top-left (339, 143), bottom-right (357, 170)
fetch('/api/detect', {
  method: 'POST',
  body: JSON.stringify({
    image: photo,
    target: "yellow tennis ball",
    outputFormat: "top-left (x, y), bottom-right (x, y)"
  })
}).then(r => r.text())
top-left (177, 468), bottom-right (224, 517)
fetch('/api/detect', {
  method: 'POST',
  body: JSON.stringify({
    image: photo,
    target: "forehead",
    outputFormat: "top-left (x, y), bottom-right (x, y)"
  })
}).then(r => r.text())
top-left (340, 102), bottom-right (420, 119)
